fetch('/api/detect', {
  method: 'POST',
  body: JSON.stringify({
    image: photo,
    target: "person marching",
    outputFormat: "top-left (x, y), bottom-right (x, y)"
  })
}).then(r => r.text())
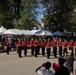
top-left (37, 38), bottom-right (41, 55)
top-left (30, 38), bottom-right (34, 56)
top-left (58, 38), bottom-right (63, 57)
top-left (34, 39), bottom-right (38, 57)
top-left (46, 38), bottom-right (51, 59)
top-left (21, 38), bottom-right (27, 56)
top-left (41, 39), bottom-right (45, 56)
top-left (52, 38), bottom-right (57, 58)
top-left (17, 38), bottom-right (22, 58)
top-left (63, 39), bottom-right (68, 57)
top-left (74, 40), bottom-right (76, 59)
top-left (68, 39), bottom-right (74, 56)
top-left (5, 40), bottom-right (10, 55)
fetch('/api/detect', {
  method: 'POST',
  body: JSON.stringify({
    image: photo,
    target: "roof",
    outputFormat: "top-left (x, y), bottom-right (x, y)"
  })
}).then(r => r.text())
top-left (19, 30), bottom-right (34, 35)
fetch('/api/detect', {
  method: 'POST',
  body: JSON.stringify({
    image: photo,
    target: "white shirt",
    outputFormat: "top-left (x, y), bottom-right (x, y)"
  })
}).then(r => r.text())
top-left (37, 69), bottom-right (54, 75)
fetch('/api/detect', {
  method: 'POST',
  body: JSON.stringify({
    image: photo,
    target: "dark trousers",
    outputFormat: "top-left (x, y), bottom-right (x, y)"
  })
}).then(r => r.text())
top-left (6, 47), bottom-right (9, 54)
top-left (53, 47), bottom-right (57, 57)
top-left (75, 48), bottom-right (76, 56)
top-left (59, 46), bottom-right (62, 57)
top-left (18, 46), bottom-right (22, 57)
top-left (69, 47), bottom-right (73, 56)
top-left (24, 47), bottom-right (27, 56)
top-left (63, 48), bottom-right (67, 56)
top-left (31, 46), bottom-right (34, 55)
top-left (34, 46), bottom-right (38, 57)
top-left (41, 46), bottom-right (45, 56)
top-left (46, 48), bottom-right (50, 58)
top-left (37, 45), bottom-right (40, 54)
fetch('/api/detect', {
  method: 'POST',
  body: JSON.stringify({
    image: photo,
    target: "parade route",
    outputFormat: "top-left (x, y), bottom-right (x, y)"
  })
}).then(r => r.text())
top-left (0, 50), bottom-right (76, 75)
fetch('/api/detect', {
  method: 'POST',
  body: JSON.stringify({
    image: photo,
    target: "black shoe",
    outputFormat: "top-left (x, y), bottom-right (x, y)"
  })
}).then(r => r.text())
top-left (19, 56), bottom-right (22, 58)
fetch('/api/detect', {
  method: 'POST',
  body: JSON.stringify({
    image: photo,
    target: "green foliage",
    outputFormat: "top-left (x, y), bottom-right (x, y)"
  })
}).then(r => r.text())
top-left (14, 0), bottom-right (39, 30)
top-left (41, 0), bottom-right (76, 32)
top-left (0, 0), bottom-right (15, 28)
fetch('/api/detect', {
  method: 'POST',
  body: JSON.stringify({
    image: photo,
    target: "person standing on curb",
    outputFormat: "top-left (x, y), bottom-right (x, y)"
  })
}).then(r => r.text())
top-left (65, 50), bottom-right (75, 75)
top-left (55, 58), bottom-right (70, 75)
top-left (35, 61), bottom-right (54, 75)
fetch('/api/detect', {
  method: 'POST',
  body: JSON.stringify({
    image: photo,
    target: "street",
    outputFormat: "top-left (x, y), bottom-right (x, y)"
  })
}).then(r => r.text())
top-left (0, 50), bottom-right (76, 75)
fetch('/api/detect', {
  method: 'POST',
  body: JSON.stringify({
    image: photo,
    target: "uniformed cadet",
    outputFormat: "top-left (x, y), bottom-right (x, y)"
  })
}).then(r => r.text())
top-left (21, 38), bottom-right (27, 56)
top-left (52, 38), bottom-right (57, 58)
top-left (68, 39), bottom-right (74, 55)
top-left (63, 39), bottom-right (67, 57)
top-left (34, 39), bottom-right (38, 57)
top-left (37, 38), bottom-right (41, 55)
top-left (17, 38), bottom-right (22, 57)
top-left (30, 38), bottom-right (34, 56)
top-left (5, 40), bottom-right (10, 55)
top-left (41, 39), bottom-right (45, 56)
top-left (74, 40), bottom-right (76, 58)
top-left (58, 38), bottom-right (63, 57)
top-left (46, 38), bottom-right (51, 59)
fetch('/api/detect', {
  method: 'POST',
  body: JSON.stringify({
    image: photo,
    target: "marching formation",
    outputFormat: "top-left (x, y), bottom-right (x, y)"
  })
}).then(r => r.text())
top-left (2, 36), bottom-right (76, 59)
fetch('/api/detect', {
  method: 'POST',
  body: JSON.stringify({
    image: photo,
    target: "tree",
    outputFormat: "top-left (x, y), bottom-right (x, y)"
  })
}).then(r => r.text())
top-left (14, 0), bottom-right (39, 30)
top-left (41, 0), bottom-right (76, 32)
top-left (0, 0), bottom-right (15, 29)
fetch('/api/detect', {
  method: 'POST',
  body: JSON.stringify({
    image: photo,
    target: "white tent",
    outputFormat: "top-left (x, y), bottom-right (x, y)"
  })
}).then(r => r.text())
top-left (35, 30), bottom-right (45, 36)
top-left (0, 26), bottom-right (6, 35)
top-left (53, 31), bottom-right (64, 36)
top-left (19, 30), bottom-right (34, 35)
top-left (44, 31), bottom-right (53, 36)
top-left (3, 30), bottom-right (14, 35)
top-left (3, 29), bottom-right (22, 35)
top-left (31, 30), bottom-right (41, 34)
top-left (31, 30), bottom-right (53, 36)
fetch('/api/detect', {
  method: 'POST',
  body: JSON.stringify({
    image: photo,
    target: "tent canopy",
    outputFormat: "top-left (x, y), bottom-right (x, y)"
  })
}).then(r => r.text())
top-left (53, 31), bottom-right (64, 36)
top-left (3, 29), bottom-right (22, 35)
top-left (0, 26), bottom-right (6, 35)
top-left (31, 30), bottom-right (53, 36)
top-left (19, 30), bottom-right (34, 35)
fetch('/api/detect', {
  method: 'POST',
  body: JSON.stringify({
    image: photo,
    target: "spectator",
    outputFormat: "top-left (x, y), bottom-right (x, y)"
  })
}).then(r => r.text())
top-left (53, 62), bottom-right (60, 71)
top-left (74, 69), bottom-right (76, 75)
top-left (36, 61), bottom-right (54, 75)
top-left (0, 42), bottom-right (2, 53)
top-left (65, 50), bottom-right (75, 75)
top-left (55, 58), bottom-right (70, 75)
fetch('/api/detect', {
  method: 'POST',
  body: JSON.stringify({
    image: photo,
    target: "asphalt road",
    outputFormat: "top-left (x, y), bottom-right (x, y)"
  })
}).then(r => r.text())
top-left (0, 49), bottom-right (76, 75)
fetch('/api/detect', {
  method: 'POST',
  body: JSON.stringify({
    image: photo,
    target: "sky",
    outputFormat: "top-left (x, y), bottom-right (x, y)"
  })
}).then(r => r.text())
top-left (36, 8), bottom-right (46, 19)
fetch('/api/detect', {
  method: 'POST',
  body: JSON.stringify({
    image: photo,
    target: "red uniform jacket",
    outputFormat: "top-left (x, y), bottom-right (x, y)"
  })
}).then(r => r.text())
top-left (41, 41), bottom-right (45, 46)
top-left (6, 42), bottom-right (10, 47)
top-left (21, 41), bottom-right (27, 47)
top-left (34, 41), bottom-right (38, 47)
top-left (63, 42), bottom-right (67, 48)
top-left (30, 40), bottom-right (34, 47)
top-left (68, 41), bottom-right (74, 48)
top-left (53, 41), bottom-right (57, 47)
top-left (46, 42), bottom-right (51, 48)
top-left (58, 40), bottom-right (63, 46)
top-left (17, 41), bottom-right (21, 46)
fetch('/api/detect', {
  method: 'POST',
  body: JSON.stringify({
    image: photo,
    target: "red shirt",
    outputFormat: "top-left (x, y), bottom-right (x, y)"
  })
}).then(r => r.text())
top-left (53, 41), bottom-right (57, 47)
top-left (58, 40), bottom-right (63, 46)
top-left (17, 41), bottom-right (21, 46)
top-left (69, 41), bottom-right (74, 48)
top-left (63, 42), bottom-right (67, 48)
top-left (46, 42), bottom-right (50, 48)
top-left (41, 41), bottom-right (45, 46)
top-left (34, 41), bottom-right (38, 46)
top-left (22, 42), bottom-right (27, 47)
top-left (6, 42), bottom-right (10, 47)
top-left (30, 40), bottom-right (34, 47)
top-left (74, 42), bottom-right (76, 46)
